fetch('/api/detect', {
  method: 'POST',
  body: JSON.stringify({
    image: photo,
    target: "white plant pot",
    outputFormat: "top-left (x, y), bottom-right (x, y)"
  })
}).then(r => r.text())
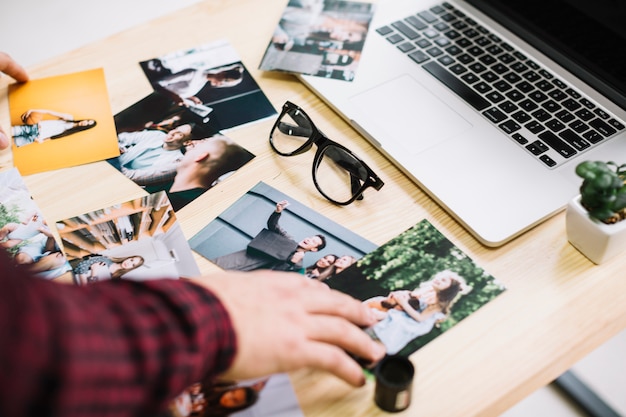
top-left (565, 196), bottom-right (626, 264)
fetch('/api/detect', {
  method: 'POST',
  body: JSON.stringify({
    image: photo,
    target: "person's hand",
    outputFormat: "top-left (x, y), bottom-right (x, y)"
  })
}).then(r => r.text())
top-left (275, 200), bottom-right (289, 212)
top-left (0, 52), bottom-right (29, 150)
top-left (195, 270), bottom-right (386, 386)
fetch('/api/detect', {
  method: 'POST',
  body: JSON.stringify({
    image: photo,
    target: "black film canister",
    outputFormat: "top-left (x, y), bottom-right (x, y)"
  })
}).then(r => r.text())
top-left (374, 355), bottom-right (415, 412)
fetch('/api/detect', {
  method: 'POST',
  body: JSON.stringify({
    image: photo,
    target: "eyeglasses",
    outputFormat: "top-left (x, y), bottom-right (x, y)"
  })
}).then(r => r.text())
top-left (269, 101), bottom-right (384, 205)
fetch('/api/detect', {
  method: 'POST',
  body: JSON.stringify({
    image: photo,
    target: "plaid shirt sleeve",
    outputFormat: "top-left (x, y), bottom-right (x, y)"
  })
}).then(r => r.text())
top-left (0, 252), bottom-right (236, 417)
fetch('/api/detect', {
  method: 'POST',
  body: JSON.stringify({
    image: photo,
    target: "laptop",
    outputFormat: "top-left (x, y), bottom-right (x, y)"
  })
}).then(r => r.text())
top-left (299, 0), bottom-right (626, 247)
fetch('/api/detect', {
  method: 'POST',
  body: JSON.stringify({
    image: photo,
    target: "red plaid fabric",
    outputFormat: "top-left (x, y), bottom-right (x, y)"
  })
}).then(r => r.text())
top-left (0, 252), bottom-right (236, 417)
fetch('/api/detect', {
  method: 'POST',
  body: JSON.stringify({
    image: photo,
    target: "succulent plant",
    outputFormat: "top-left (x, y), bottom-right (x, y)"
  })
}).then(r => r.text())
top-left (575, 160), bottom-right (626, 223)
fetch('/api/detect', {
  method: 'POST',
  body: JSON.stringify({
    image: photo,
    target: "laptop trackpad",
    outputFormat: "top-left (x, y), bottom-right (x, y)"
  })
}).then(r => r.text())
top-left (350, 75), bottom-right (472, 154)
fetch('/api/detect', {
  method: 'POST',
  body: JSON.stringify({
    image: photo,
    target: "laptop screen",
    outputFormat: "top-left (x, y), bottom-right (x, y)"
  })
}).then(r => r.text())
top-left (465, 0), bottom-right (626, 111)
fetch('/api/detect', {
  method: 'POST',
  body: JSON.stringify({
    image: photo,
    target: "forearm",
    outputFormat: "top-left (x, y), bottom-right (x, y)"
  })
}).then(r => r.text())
top-left (0, 255), bottom-right (236, 417)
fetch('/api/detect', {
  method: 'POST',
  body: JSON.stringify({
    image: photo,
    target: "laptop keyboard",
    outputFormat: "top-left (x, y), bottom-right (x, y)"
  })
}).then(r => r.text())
top-left (376, 2), bottom-right (625, 168)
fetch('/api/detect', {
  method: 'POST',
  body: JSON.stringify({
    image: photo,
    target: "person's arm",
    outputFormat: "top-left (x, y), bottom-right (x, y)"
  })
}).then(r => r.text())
top-left (0, 252), bottom-right (236, 417)
top-left (0, 252), bottom-right (385, 417)
top-left (0, 52), bottom-right (28, 150)
top-left (392, 291), bottom-right (430, 322)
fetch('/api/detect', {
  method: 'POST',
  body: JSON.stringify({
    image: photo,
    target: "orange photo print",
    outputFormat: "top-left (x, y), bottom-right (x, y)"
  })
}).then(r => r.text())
top-left (9, 68), bottom-right (119, 175)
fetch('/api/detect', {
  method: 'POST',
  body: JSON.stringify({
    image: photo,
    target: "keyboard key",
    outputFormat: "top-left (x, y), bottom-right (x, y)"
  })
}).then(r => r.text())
top-left (457, 53), bottom-right (474, 64)
top-left (531, 108), bottom-right (550, 122)
top-left (426, 46), bottom-right (444, 56)
top-left (562, 98), bottom-right (582, 111)
top-left (398, 42), bottom-right (417, 52)
top-left (538, 131), bottom-right (577, 157)
top-left (387, 34), bottom-right (404, 44)
top-left (438, 55), bottom-right (455, 65)
top-left (505, 90), bottom-right (525, 102)
top-left (535, 80), bottom-right (554, 91)
top-left (486, 91), bottom-right (506, 103)
top-left (481, 71), bottom-right (499, 82)
top-left (498, 100), bottom-right (518, 113)
top-left (422, 61), bottom-right (491, 110)
top-left (589, 118), bottom-right (617, 137)
top-left (540, 155), bottom-right (557, 167)
top-left (483, 107), bottom-right (507, 123)
top-left (474, 81), bottom-right (492, 93)
top-left (494, 80), bottom-right (512, 92)
top-left (449, 63), bottom-right (466, 73)
top-left (461, 73), bottom-right (480, 84)
top-left (575, 108), bottom-right (594, 121)
top-left (526, 140), bottom-right (549, 155)
top-left (583, 130), bottom-right (603, 144)
top-left (569, 120), bottom-right (589, 133)
top-left (467, 46), bottom-right (484, 56)
top-left (468, 62), bottom-right (487, 73)
top-left (519, 99), bottom-right (539, 111)
top-left (542, 100), bottom-right (561, 112)
top-left (555, 110), bottom-right (575, 123)
top-left (512, 132), bottom-right (529, 144)
top-left (545, 119), bottom-right (566, 132)
top-left (479, 55), bottom-right (497, 65)
top-left (548, 89), bottom-right (568, 101)
top-left (608, 119), bottom-right (625, 130)
top-left (523, 71), bottom-right (541, 82)
top-left (525, 120), bottom-right (546, 133)
top-left (392, 21), bottom-right (420, 39)
top-left (528, 91), bottom-right (548, 102)
top-left (456, 38), bottom-right (473, 48)
top-left (503, 72), bottom-right (522, 83)
top-left (491, 63), bottom-right (509, 74)
top-left (516, 81), bottom-right (534, 93)
top-left (558, 129), bottom-right (590, 151)
top-left (408, 50), bottom-right (430, 64)
top-left (511, 110), bottom-right (531, 123)
top-left (499, 119), bottom-right (521, 133)
top-left (418, 10), bottom-right (438, 23)
top-left (445, 45), bottom-right (463, 55)
top-left (511, 62), bottom-right (529, 73)
top-left (377, 26), bottom-right (394, 35)
top-left (406, 15), bottom-right (428, 30)
top-left (435, 37), bottom-right (452, 47)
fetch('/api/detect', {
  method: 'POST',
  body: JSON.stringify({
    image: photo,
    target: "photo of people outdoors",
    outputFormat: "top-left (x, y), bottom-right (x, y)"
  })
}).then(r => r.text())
top-left (56, 192), bottom-right (200, 285)
top-left (8, 68), bottom-right (120, 175)
top-left (327, 219), bottom-right (506, 356)
top-left (189, 181), bottom-right (376, 273)
top-left (0, 168), bottom-right (71, 280)
top-left (108, 92), bottom-right (255, 211)
top-left (140, 39), bottom-right (276, 130)
top-left (259, 0), bottom-right (375, 81)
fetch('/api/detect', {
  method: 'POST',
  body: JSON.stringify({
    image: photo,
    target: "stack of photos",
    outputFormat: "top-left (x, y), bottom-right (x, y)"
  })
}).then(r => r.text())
top-left (108, 92), bottom-right (256, 211)
top-left (140, 39), bottom-right (277, 131)
top-left (189, 181), bottom-right (377, 274)
top-left (0, 168), bottom-right (72, 279)
top-left (55, 191), bottom-right (200, 285)
top-left (165, 374), bottom-right (303, 417)
top-left (327, 219), bottom-right (507, 357)
top-left (259, 0), bottom-right (376, 81)
top-left (8, 68), bottom-right (120, 175)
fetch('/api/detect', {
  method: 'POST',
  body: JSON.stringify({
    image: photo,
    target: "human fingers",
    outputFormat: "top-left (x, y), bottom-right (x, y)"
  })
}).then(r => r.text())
top-left (297, 340), bottom-right (370, 386)
top-left (0, 52), bottom-right (28, 82)
top-left (0, 52), bottom-right (28, 150)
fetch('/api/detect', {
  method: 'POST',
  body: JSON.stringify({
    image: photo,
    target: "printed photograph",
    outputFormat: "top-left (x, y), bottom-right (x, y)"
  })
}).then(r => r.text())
top-left (140, 39), bottom-right (277, 131)
top-left (165, 373), bottom-right (303, 417)
top-left (327, 219), bottom-right (506, 357)
top-left (0, 168), bottom-right (72, 280)
top-left (259, 0), bottom-right (375, 81)
top-left (108, 92), bottom-right (254, 211)
top-left (8, 68), bottom-right (120, 175)
top-left (189, 181), bottom-right (377, 274)
top-left (55, 191), bottom-right (200, 285)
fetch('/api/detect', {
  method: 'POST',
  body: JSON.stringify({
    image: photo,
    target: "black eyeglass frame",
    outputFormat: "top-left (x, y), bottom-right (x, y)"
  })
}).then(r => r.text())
top-left (269, 101), bottom-right (384, 205)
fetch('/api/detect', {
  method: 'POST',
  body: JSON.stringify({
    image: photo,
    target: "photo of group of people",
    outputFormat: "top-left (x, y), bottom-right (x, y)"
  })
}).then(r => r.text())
top-left (8, 68), bottom-right (120, 175)
top-left (189, 182), bottom-right (377, 273)
top-left (165, 374), bottom-right (302, 417)
top-left (56, 191), bottom-right (200, 285)
top-left (108, 92), bottom-right (255, 211)
top-left (259, 0), bottom-right (375, 81)
top-left (140, 39), bottom-right (277, 131)
top-left (327, 219), bottom-right (507, 357)
top-left (0, 168), bottom-right (71, 280)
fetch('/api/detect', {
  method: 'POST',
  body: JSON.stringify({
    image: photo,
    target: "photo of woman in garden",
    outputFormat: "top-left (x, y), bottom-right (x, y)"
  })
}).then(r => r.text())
top-left (325, 219), bottom-right (506, 356)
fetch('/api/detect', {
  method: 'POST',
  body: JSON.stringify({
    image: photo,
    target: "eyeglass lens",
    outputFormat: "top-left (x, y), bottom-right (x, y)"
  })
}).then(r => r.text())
top-left (272, 107), bottom-right (370, 204)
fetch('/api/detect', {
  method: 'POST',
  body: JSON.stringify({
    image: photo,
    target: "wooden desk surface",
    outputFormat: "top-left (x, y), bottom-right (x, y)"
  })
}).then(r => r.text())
top-left (1, 1), bottom-right (625, 415)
